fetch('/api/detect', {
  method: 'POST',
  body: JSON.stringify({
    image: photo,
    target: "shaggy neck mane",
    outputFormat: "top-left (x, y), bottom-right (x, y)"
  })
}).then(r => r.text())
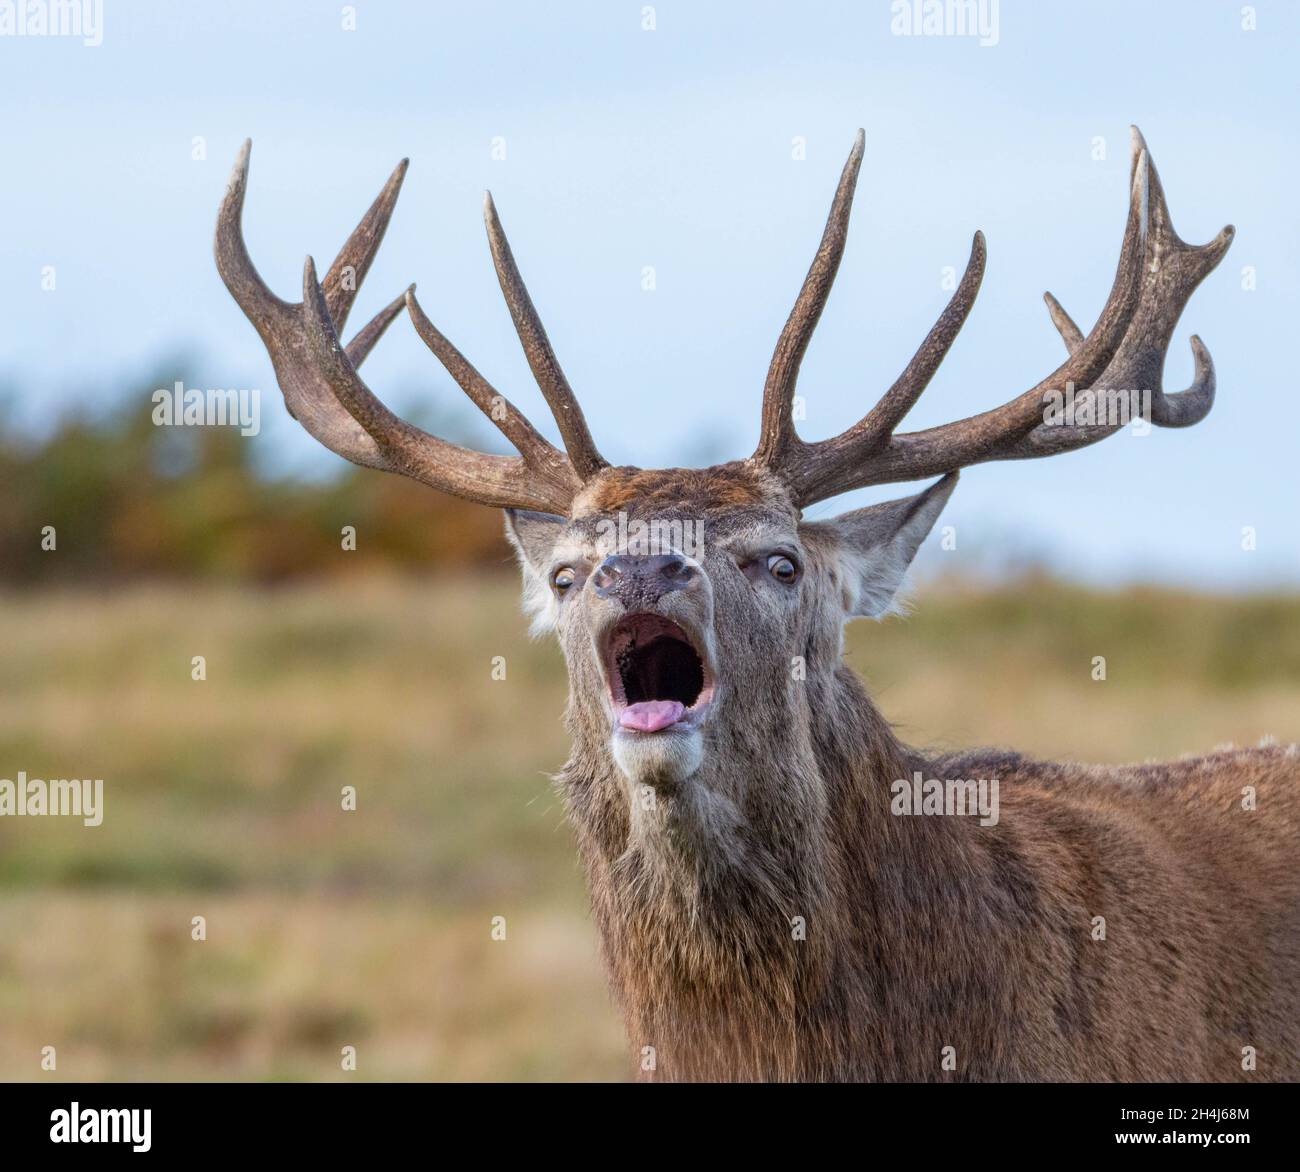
top-left (559, 659), bottom-right (976, 1080)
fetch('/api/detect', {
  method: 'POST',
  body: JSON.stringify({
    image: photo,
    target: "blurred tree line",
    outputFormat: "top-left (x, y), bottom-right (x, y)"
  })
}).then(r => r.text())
top-left (0, 367), bottom-right (508, 584)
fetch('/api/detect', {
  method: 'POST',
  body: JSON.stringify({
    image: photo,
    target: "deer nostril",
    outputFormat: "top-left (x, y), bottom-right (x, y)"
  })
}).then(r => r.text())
top-left (593, 558), bottom-right (623, 593)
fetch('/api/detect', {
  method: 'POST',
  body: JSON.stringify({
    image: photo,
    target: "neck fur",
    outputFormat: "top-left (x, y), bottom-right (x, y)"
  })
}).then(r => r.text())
top-left (558, 660), bottom-right (972, 1080)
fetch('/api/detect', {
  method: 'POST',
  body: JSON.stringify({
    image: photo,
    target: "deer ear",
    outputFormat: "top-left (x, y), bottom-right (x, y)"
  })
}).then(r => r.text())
top-left (809, 473), bottom-right (957, 619)
top-left (504, 509), bottom-right (566, 635)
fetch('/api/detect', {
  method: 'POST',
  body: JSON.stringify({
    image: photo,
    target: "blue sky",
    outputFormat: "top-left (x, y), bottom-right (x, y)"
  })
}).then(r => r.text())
top-left (0, 0), bottom-right (1296, 587)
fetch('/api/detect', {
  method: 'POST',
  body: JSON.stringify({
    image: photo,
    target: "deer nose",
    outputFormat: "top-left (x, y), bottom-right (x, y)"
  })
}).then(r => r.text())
top-left (591, 553), bottom-right (697, 606)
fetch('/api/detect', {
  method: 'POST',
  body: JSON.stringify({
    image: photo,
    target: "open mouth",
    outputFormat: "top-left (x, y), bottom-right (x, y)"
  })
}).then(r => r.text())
top-left (604, 613), bottom-right (714, 733)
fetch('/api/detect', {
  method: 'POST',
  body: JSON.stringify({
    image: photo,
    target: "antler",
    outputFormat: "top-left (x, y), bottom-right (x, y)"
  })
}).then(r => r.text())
top-left (753, 127), bottom-right (1234, 507)
top-left (215, 142), bottom-right (605, 514)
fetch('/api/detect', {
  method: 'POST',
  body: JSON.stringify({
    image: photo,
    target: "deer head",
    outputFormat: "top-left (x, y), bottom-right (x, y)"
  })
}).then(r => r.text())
top-left (216, 130), bottom-right (1232, 1068)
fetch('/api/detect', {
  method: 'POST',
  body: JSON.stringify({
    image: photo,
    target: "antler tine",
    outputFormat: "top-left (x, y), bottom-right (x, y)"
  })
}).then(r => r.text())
top-left (1043, 291), bottom-right (1084, 354)
top-left (483, 193), bottom-right (608, 480)
top-left (345, 287), bottom-right (410, 368)
top-left (405, 287), bottom-right (573, 477)
top-left (323, 158), bottom-right (409, 337)
top-left (762, 127), bottom-right (1229, 505)
top-left (855, 230), bottom-right (988, 441)
top-left (754, 129), bottom-right (865, 468)
top-left (216, 143), bottom-right (585, 514)
top-left (767, 229), bottom-right (987, 502)
top-left (215, 140), bottom-right (292, 328)
top-left (301, 259), bottom-right (579, 512)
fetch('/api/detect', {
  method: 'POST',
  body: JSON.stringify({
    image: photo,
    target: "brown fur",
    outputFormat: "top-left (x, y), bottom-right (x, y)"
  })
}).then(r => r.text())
top-left (574, 463), bottom-right (789, 518)
top-left (506, 464), bottom-right (1300, 1082)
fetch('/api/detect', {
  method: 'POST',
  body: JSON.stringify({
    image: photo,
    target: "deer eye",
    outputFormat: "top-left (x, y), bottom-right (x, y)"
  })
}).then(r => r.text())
top-left (552, 566), bottom-right (577, 593)
top-left (767, 554), bottom-right (799, 584)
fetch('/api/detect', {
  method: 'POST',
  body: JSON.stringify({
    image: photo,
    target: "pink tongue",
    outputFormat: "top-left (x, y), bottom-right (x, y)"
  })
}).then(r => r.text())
top-left (619, 700), bottom-right (686, 733)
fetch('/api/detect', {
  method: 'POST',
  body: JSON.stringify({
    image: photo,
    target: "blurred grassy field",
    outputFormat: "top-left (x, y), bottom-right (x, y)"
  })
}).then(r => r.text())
top-left (1, 573), bottom-right (1298, 1081)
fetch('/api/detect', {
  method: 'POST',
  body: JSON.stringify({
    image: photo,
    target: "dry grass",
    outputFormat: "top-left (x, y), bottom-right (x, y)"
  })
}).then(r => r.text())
top-left (1, 574), bottom-right (1297, 1080)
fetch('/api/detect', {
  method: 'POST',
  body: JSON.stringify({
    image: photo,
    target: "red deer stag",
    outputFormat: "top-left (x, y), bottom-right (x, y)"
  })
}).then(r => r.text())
top-left (216, 128), bottom-right (1298, 1081)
